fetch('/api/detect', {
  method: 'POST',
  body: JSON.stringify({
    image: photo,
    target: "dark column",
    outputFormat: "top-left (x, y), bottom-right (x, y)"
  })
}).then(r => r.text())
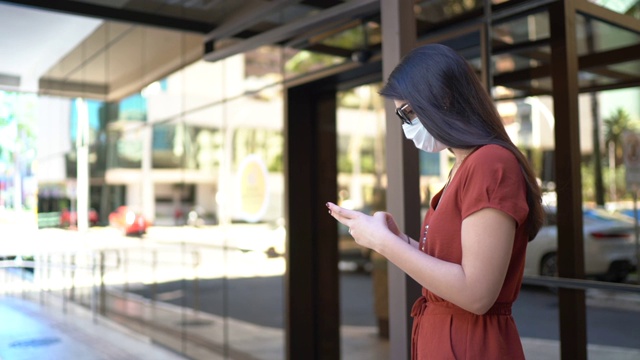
top-left (481, 0), bottom-right (493, 91)
top-left (586, 17), bottom-right (605, 207)
top-left (381, 0), bottom-right (421, 358)
top-left (549, 1), bottom-right (587, 359)
top-left (285, 82), bottom-right (339, 359)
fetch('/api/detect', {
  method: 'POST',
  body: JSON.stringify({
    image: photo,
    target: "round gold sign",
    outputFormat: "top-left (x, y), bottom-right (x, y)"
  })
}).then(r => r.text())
top-left (238, 154), bottom-right (269, 222)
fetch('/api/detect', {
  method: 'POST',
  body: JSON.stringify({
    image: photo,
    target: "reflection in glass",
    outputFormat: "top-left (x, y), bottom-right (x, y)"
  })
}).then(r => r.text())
top-left (607, 59), bottom-right (640, 77)
top-left (588, 0), bottom-right (640, 20)
top-left (319, 20), bottom-right (382, 51)
top-left (492, 11), bottom-right (549, 47)
top-left (415, 0), bottom-right (482, 26)
top-left (336, 83), bottom-right (389, 357)
top-left (106, 120), bottom-right (143, 169)
top-left (492, 48), bottom-right (549, 75)
top-left (576, 14), bottom-right (640, 56)
top-left (284, 48), bottom-right (346, 78)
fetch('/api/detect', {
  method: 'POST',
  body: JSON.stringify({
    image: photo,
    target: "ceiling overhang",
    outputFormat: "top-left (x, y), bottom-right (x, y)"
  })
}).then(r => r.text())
top-left (1, 0), bottom-right (639, 101)
top-left (1, 0), bottom-right (374, 100)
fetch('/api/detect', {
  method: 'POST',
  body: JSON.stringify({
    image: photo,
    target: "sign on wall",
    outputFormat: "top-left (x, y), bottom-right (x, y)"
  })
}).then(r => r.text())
top-left (237, 154), bottom-right (269, 223)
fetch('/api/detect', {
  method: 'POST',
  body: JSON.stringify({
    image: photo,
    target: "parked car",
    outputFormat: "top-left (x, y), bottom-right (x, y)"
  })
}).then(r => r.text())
top-left (524, 207), bottom-right (638, 282)
top-left (108, 206), bottom-right (149, 236)
top-left (618, 208), bottom-right (640, 221)
top-left (60, 208), bottom-right (99, 228)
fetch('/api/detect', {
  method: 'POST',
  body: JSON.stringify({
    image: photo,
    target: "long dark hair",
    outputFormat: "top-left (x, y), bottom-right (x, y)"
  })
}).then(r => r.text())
top-left (380, 44), bottom-right (543, 241)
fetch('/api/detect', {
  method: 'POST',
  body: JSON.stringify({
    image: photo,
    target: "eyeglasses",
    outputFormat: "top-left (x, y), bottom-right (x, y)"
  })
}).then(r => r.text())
top-left (395, 103), bottom-right (416, 125)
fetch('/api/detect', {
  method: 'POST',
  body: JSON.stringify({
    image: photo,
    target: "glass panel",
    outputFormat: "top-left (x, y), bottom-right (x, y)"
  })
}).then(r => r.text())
top-left (244, 46), bottom-right (285, 93)
top-left (588, 0), bottom-right (640, 20)
top-left (102, 41), bottom-right (287, 359)
top-left (336, 83), bottom-right (389, 358)
top-left (318, 20), bottom-right (382, 52)
top-left (151, 121), bottom-right (182, 169)
top-left (415, 0), bottom-right (483, 28)
top-left (492, 10), bottom-right (550, 47)
top-left (284, 48), bottom-right (347, 79)
top-left (280, 14), bottom-right (383, 79)
top-left (493, 45), bottom-right (551, 75)
top-left (224, 89), bottom-right (286, 358)
top-left (0, 91), bottom-right (38, 211)
top-left (578, 70), bottom-right (621, 88)
top-left (576, 14), bottom-right (640, 56)
top-left (281, 18), bottom-right (381, 75)
top-left (607, 59), bottom-right (640, 76)
top-left (574, 14), bottom-right (640, 91)
top-left (493, 76), bottom-right (552, 101)
top-left (105, 118), bottom-right (144, 169)
top-left (599, 87), bottom-right (640, 202)
top-left (489, 11), bottom-right (552, 99)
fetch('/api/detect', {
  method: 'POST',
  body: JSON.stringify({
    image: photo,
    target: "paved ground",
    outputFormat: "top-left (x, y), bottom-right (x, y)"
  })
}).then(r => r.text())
top-left (0, 296), bottom-right (185, 360)
top-left (2, 293), bottom-right (640, 360)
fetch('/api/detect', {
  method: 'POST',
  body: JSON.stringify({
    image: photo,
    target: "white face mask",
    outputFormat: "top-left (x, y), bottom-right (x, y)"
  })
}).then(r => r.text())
top-left (401, 118), bottom-right (448, 153)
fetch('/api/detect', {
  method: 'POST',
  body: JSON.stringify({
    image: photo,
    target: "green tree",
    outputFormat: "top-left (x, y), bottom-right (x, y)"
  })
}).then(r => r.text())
top-left (603, 107), bottom-right (634, 167)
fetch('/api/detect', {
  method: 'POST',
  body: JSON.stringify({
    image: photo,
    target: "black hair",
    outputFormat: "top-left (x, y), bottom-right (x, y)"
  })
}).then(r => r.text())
top-left (380, 44), bottom-right (543, 241)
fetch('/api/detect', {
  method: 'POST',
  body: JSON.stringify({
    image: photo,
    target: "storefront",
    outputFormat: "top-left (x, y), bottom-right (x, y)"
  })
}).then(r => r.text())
top-left (1, 0), bottom-right (639, 359)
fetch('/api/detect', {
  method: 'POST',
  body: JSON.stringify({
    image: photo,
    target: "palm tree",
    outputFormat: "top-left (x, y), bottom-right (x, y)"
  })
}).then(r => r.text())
top-left (603, 108), bottom-right (636, 201)
top-left (603, 107), bottom-right (633, 167)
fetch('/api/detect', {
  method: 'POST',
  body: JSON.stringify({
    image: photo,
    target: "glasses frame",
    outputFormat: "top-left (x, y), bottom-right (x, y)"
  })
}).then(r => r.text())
top-left (395, 103), bottom-right (415, 125)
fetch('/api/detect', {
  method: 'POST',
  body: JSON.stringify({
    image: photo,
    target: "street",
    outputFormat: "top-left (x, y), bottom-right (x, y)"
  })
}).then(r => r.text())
top-left (125, 270), bottom-right (640, 350)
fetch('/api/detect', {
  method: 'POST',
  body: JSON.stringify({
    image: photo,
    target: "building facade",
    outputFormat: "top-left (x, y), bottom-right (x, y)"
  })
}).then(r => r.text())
top-left (1, 0), bottom-right (639, 359)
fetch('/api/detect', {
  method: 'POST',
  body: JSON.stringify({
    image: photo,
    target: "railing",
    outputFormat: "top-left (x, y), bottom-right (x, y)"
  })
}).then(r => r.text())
top-left (1, 251), bottom-right (119, 320)
top-left (0, 244), bottom-right (249, 360)
top-left (523, 275), bottom-right (640, 293)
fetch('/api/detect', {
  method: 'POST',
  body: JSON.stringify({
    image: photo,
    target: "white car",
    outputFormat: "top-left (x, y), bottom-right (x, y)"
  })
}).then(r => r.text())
top-left (524, 207), bottom-right (638, 282)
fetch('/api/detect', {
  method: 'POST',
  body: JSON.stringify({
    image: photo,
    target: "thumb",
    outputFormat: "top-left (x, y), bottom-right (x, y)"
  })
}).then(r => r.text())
top-left (373, 211), bottom-right (390, 229)
top-left (379, 211), bottom-right (400, 235)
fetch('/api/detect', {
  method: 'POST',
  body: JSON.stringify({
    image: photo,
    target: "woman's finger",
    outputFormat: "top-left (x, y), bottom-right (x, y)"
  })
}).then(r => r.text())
top-left (325, 203), bottom-right (350, 227)
top-left (326, 202), bottom-right (358, 220)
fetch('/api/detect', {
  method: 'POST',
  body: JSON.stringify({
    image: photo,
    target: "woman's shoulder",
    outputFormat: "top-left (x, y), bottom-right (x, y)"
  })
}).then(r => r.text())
top-left (469, 144), bottom-right (519, 168)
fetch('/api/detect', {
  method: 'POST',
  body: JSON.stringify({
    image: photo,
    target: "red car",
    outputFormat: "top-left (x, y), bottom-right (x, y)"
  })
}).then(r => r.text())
top-left (108, 206), bottom-right (149, 236)
top-left (60, 208), bottom-right (99, 228)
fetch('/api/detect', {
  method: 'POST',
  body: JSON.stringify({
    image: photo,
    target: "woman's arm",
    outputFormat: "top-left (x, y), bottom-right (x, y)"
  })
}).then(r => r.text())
top-left (384, 208), bottom-right (514, 314)
top-left (327, 204), bottom-right (515, 315)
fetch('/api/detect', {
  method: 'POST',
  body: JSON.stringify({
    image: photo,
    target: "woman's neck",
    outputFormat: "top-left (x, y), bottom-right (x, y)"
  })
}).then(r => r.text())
top-left (450, 147), bottom-right (476, 176)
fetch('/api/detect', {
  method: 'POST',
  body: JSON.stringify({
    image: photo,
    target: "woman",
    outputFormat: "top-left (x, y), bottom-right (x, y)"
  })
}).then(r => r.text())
top-left (326, 44), bottom-right (543, 359)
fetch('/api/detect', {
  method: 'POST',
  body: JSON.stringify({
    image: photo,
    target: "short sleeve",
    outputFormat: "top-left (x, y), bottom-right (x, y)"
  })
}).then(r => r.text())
top-left (458, 145), bottom-right (529, 226)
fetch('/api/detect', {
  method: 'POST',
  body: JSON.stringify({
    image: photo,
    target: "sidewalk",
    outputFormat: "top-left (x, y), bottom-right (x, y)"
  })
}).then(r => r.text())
top-left (2, 293), bottom-right (640, 360)
top-left (0, 296), bottom-right (186, 360)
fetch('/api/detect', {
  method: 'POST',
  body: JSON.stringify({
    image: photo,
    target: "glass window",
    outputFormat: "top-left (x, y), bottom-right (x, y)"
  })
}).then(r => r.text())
top-left (576, 14), bottom-right (640, 56)
top-left (336, 83), bottom-right (388, 358)
top-left (493, 11), bottom-right (550, 46)
top-left (415, 0), bottom-right (483, 28)
top-left (284, 48), bottom-right (346, 79)
top-left (588, 0), bottom-right (640, 20)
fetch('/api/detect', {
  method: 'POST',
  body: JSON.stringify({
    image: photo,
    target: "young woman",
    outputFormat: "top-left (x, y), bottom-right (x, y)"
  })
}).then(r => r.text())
top-left (327, 44), bottom-right (543, 359)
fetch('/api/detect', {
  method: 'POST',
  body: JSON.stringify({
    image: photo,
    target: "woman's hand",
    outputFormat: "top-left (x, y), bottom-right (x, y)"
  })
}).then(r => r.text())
top-left (326, 202), bottom-right (401, 252)
top-left (381, 211), bottom-right (403, 239)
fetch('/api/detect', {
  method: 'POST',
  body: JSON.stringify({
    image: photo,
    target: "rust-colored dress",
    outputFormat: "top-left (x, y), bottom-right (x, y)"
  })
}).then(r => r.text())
top-left (411, 144), bottom-right (529, 360)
